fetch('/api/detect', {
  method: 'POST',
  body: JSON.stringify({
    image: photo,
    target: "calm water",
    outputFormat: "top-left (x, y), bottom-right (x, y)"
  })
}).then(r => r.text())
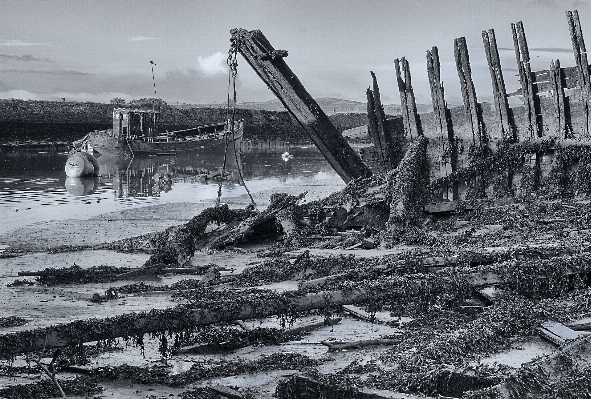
top-left (0, 146), bottom-right (344, 236)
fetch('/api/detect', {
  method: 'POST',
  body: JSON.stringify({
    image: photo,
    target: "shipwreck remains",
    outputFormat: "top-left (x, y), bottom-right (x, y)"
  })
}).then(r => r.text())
top-left (5, 9), bottom-right (591, 399)
top-left (229, 28), bottom-right (372, 183)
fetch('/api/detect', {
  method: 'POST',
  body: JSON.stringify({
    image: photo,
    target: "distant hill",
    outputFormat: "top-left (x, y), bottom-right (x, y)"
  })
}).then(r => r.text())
top-left (0, 98), bottom-right (373, 144)
top-left (183, 97), bottom-right (431, 117)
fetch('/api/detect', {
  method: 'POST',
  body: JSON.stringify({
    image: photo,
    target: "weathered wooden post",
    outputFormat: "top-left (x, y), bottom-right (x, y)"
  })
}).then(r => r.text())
top-left (512, 21), bottom-right (541, 139)
top-left (454, 37), bottom-right (485, 147)
top-left (567, 10), bottom-right (591, 136)
top-left (366, 87), bottom-right (385, 162)
top-left (455, 37), bottom-right (487, 197)
top-left (230, 29), bottom-right (371, 183)
top-left (371, 71), bottom-right (398, 167)
top-left (483, 29), bottom-right (514, 142)
top-left (483, 28), bottom-right (516, 192)
top-left (394, 57), bottom-right (422, 138)
top-left (550, 59), bottom-right (572, 139)
top-left (427, 46), bottom-right (458, 200)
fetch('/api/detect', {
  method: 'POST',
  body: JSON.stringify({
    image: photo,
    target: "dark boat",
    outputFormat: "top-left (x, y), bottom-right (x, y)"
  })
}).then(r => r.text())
top-left (72, 108), bottom-right (243, 157)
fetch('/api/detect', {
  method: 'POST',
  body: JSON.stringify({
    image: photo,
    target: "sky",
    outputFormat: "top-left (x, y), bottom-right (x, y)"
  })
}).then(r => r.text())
top-left (0, 0), bottom-right (589, 106)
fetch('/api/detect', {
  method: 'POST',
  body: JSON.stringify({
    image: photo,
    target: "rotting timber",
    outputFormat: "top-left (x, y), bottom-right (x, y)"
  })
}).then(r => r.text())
top-left (6, 10), bottom-right (591, 399)
top-left (230, 28), bottom-right (372, 183)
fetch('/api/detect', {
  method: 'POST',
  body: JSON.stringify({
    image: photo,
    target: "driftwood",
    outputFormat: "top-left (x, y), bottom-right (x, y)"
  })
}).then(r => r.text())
top-left (32, 351), bottom-right (66, 399)
top-left (276, 375), bottom-right (393, 399)
top-left (103, 205), bottom-right (253, 269)
top-left (492, 335), bottom-right (591, 398)
top-left (209, 385), bottom-right (247, 399)
top-left (207, 192), bottom-right (307, 249)
top-left (0, 288), bottom-right (367, 356)
top-left (177, 318), bottom-right (343, 355)
top-left (321, 337), bottom-right (400, 352)
top-left (538, 320), bottom-right (581, 345)
top-left (3, 248), bottom-right (589, 357)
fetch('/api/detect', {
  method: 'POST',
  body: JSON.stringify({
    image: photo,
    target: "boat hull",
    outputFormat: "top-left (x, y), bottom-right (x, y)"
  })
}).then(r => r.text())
top-left (72, 121), bottom-right (244, 157)
top-left (65, 151), bottom-right (99, 177)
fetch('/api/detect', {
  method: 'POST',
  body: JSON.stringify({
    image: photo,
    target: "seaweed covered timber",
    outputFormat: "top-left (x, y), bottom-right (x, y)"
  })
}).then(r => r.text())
top-left (6, 9), bottom-right (591, 399)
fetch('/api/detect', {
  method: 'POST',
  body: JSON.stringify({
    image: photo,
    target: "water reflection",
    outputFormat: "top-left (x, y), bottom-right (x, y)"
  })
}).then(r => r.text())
top-left (0, 144), bottom-right (342, 236)
top-left (96, 147), bottom-right (244, 199)
top-left (65, 177), bottom-right (99, 196)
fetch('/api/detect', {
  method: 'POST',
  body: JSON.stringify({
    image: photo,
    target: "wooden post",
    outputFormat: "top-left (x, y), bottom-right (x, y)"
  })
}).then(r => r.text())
top-left (230, 29), bottom-right (371, 183)
top-left (550, 59), bottom-right (572, 139)
top-left (512, 21), bottom-right (540, 138)
top-left (427, 46), bottom-right (446, 136)
top-left (427, 46), bottom-right (458, 200)
top-left (394, 57), bottom-right (422, 138)
top-left (483, 29), bottom-right (514, 142)
top-left (567, 10), bottom-right (591, 136)
top-left (366, 87), bottom-right (385, 162)
top-left (454, 37), bottom-right (484, 146)
top-left (371, 71), bottom-right (396, 167)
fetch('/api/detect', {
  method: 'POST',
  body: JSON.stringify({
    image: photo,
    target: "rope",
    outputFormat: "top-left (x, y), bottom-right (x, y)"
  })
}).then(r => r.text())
top-left (216, 41), bottom-right (257, 207)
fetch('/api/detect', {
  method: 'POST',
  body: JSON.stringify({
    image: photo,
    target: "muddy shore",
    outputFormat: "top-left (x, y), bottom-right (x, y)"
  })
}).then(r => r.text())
top-left (2, 174), bottom-right (591, 398)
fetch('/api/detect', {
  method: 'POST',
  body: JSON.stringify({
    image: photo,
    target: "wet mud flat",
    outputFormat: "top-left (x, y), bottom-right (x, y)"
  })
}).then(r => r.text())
top-left (2, 165), bottom-right (591, 399)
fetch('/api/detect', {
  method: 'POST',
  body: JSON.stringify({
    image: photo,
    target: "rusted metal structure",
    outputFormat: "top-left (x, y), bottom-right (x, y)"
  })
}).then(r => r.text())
top-left (230, 28), bottom-right (372, 183)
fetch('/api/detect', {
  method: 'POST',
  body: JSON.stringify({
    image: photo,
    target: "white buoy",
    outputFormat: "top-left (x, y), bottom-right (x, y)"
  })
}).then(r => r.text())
top-left (65, 151), bottom-right (99, 177)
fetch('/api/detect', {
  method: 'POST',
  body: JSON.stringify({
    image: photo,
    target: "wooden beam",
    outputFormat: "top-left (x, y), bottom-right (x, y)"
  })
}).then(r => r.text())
top-left (366, 87), bottom-right (385, 162)
top-left (427, 46), bottom-right (458, 200)
top-left (483, 29), bottom-right (514, 142)
top-left (567, 10), bottom-right (591, 136)
top-left (455, 37), bottom-right (484, 146)
top-left (538, 321), bottom-right (581, 346)
top-left (550, 59), bottom-right (572, 139)
top-left (512, 21), bottom-right (541, 138)
top-left (394, 57), bottom-right (422, 138)
top-left (371, 71), bottom-right (397, 167)
top-left (276, 375), bottom-right (394, 399)
top-left (230, 29), bottom-right (371, 183)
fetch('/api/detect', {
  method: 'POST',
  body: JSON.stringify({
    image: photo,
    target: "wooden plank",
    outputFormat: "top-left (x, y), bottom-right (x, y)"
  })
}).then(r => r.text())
top-left (209, 385), bottom-right (247, 399)
top-left (276, 375), bottom-right (396, 399)
top-left (424, 201), bottom-right (458, 214)
top-left (230, 29), bottom-right (371, 183)
top-left (538, 321), bottom-right (581, 345)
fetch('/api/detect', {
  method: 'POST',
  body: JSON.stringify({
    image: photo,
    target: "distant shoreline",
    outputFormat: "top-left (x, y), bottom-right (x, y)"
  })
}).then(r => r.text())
top-left (0, 99), bottom-right (370, 145)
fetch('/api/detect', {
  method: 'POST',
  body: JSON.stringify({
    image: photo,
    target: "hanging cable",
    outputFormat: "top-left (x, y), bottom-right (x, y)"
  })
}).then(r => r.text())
top-left (216, 39), bottom-right (257, 207)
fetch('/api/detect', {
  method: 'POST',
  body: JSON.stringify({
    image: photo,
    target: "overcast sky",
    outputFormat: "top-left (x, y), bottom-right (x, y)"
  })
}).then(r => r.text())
top-left (0, 0), bottom-right (589, 106)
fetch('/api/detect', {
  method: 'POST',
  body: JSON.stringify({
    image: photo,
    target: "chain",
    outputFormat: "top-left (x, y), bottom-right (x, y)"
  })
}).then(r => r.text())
top-left (216, 41), bottom-right (257, 208)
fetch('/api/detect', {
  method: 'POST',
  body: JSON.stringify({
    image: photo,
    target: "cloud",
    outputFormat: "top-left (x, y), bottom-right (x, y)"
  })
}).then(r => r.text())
top-left (130, 35), bottom-right (160, 42)
top-left (0, 68), bottom-right (90, 75)
top-left (0, 54), bottom-right (52, 63)
top-left (0, 40), bottom-right (46, 47)
top-left (197, 52), bottom-right (228, 76)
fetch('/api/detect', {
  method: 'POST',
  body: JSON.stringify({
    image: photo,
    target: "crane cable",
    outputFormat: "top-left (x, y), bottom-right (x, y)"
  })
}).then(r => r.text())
top-left (216, 42), bottom-right (256, 207)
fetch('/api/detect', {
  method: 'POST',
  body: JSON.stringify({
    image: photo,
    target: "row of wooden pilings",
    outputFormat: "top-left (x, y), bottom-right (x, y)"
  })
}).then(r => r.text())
top-left (366, 10), bottom-right (591, 200)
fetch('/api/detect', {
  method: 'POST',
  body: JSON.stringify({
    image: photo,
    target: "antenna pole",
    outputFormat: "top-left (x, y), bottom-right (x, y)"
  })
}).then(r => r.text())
top-left (150, 61), bottom-right (157, 98)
